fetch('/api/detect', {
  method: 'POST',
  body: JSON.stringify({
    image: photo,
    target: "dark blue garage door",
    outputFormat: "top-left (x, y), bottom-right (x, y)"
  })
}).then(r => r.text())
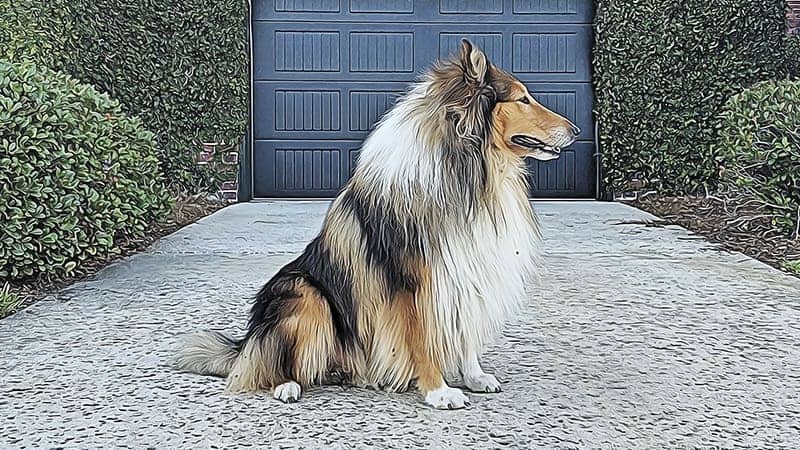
top-left (251, 0), bottom-right (595, 198)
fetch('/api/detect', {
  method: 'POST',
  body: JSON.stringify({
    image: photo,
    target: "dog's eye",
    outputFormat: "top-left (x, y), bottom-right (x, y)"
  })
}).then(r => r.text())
top-left (518, 97), bottom-right (530, 105)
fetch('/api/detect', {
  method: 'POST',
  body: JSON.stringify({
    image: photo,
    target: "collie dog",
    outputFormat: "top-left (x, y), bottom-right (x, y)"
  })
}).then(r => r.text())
top-left (178, 40), bottom-right (578, 409)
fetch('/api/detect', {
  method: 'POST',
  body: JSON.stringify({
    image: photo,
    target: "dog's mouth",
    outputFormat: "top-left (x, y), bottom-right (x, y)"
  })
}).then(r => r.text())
top-left (510, 135), bottom-right (562, 156)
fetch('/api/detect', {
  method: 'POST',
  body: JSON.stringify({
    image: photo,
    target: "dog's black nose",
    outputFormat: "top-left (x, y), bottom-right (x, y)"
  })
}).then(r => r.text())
top-left (570, 124), bottom-right (581, 137)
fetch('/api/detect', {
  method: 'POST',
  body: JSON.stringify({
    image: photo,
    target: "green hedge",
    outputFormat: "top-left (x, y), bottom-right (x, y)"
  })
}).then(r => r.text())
top-left (594, 1), bottom-right (788, 194)
top-left (66, 0), bottom-right (248, 191)
top-left (716, 79), bottom-right (800, 235)
top-left (0, 62), bottom-right (172, 280)
top-left (62, 0), bottom-right (249, 192)
top-left (0, 0), bottom-right (70, 70)
top-left (1, 0), bottom-right (249, 192)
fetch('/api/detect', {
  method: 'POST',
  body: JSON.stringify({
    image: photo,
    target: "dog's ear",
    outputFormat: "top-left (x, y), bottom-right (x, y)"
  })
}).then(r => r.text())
top-left (460, 39), bottom-right (489, 85)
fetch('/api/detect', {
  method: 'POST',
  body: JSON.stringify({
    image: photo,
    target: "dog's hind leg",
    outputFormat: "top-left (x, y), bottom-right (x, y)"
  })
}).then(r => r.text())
top-left (275, 280), bottom-right (337, 400)
top-left (225, 333), bottom-right (288, 393)
top-left (225, 279), bottom-right (338, 403)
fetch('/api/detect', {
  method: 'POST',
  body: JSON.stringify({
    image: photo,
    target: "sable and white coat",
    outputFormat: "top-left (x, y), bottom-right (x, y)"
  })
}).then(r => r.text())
top-left (177, 40), bottom-right (579, 410)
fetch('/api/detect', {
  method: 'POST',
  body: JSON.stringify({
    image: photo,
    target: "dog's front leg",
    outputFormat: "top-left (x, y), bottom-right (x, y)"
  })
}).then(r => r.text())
top-left (461, 350), bottom-right (502, 393)
top-left (417, 367), bottom-right (471, 410)
top-left (394, 290), bottom-right (470, 409)
top-left (409, 329), bottom-right (470, 409)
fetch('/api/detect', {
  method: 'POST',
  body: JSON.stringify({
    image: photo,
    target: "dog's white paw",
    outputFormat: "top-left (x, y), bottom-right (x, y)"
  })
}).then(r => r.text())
top-left (273, 381), bottom-right (302, 403)
top-left (464, 373), bottom-right (502, 393)
top-left (425, 386), bottom-right (470, 410)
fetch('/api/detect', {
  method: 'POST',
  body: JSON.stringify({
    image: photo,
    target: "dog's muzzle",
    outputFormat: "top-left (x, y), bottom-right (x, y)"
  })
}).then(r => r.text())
top-left (510, 135), bottom-right (562, 156)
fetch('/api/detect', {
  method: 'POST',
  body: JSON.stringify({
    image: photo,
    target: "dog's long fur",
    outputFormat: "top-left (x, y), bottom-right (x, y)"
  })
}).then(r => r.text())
top-left (177, 40), bottom-right (577, 408)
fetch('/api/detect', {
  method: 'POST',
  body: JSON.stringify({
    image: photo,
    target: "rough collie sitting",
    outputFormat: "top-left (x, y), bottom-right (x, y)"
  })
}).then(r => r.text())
top-left (178, 40), bottom-right (578, 409)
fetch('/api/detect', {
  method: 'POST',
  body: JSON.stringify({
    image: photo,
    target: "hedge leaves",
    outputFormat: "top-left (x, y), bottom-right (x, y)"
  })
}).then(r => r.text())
top-left (60, 0), bottom-right (249, 192)
top-left (1, 0), bottom-right (249, 192)
top-left (716, 79), bottom-right (800, 235)
top-left (0, 62), bottom-right (172, 280)
top-left (594, 0), bottom-right (787, 194)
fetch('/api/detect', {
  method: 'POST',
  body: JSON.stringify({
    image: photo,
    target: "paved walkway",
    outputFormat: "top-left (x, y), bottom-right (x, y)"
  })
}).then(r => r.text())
top-left (2, 202), bottom-right (800, 448)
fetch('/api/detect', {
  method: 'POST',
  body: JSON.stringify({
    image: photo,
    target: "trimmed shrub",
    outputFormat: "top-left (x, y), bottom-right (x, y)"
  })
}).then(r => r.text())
top-left (787, 35), bottom-right (800, 80)
top-left (0, 62), bottom-right (172, 280)
top-left (62, 0), bottom-right (249, 191)
top-left (0, 0), bottom-right (71, 69)
top-left (594, 1), bottom-right (788, 194)
top-left (716, 80), bottom-right (800, 235)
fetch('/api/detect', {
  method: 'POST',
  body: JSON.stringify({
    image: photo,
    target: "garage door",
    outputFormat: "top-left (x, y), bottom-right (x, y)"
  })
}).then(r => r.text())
top-left (251, 0), bottom-right (595, 198)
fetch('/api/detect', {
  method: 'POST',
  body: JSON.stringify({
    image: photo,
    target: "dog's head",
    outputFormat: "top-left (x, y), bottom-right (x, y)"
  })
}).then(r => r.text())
top-left (455, 40), bottom-right (580, 161)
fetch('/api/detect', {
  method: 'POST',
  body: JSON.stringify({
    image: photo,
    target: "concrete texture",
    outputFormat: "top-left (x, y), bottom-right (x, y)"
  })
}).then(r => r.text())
top-left (2, 201), bottom-right (800, 449)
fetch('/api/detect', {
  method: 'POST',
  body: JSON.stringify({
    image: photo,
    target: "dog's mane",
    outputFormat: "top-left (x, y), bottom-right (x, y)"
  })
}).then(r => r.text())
top-left (349, 51), bottom-right (522, 224)
top-left (421, 57), bottom-right (496, 212)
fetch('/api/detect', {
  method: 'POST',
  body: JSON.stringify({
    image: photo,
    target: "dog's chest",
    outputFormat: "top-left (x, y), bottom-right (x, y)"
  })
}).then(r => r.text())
top-left (431, 183), bottom-right (540, 345)
top-left (468, 192), bottom-right (539, 295)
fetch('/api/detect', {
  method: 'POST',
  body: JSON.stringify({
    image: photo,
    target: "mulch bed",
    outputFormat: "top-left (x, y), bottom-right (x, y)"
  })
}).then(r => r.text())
top-left (626, 195), bottom-right (800, 277)
top-left (3, 195), bottom-right (226, 317)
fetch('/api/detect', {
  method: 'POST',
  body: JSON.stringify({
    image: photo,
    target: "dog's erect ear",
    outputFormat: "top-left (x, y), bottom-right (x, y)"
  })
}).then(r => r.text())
top-left (460, 39), bottom-right (489, 85)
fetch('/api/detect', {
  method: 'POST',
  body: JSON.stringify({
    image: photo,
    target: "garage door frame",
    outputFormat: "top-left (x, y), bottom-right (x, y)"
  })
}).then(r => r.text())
top-left (240, 0), bottom-right (603, 201)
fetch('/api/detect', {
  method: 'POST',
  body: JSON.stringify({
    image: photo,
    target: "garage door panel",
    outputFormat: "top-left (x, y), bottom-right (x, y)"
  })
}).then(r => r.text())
top-left (252, 0), bottom-right (595, 198)
top-left (254, 84), bottom-right (343, 140)
top-left (439, 0), bottom-right (503, 14)
top-left (436, 28), bottom-right (591, 82)
top-left (254, 82), bottom-right (408, 140)
top-left (351, 0), bottom-right (414, 13)
top-left (513, 0), bottom-right (581, 15)
top-left (513, 33), bottom-right (576, 74)
top-left (349, 32), bottom-right (415, 73)
top-left (255, 0), bottom-right (592, 23)
top-left (254, 140), bottom-right (594, 198)
top-left (254, 140), bottom-right (361, 197)
top-left (254, 22), bottom-right (424, 82)
top-left (527, 141), bottom-right (594, 197)
top-left (255, 82), bottom-right (592, 142)
top-left (272, 31), bottom-right (341, 72)
top-left (254, 22), bottom-right (591, 82)
top-left (272, 0), bottom-right (340, 13)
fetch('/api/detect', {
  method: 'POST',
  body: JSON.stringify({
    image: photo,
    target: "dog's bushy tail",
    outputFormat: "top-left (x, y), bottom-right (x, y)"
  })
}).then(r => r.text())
top-left (176, 331), bottom-right (240, 377)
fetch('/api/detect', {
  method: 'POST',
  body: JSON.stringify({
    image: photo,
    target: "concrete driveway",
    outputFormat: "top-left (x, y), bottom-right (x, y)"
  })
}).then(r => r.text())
top-left (2, 201), bottom-right (799, 448)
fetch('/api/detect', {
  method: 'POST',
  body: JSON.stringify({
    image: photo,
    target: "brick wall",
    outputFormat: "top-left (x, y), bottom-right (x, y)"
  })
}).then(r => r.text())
top-left (790, 1), bottom-right (800, 34)
top-left (195, 142), bottom-right (241, 202)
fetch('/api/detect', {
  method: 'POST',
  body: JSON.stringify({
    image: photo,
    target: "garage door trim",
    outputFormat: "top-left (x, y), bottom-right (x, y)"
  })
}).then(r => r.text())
top-left (243, 0), bottom-right (599, 201)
